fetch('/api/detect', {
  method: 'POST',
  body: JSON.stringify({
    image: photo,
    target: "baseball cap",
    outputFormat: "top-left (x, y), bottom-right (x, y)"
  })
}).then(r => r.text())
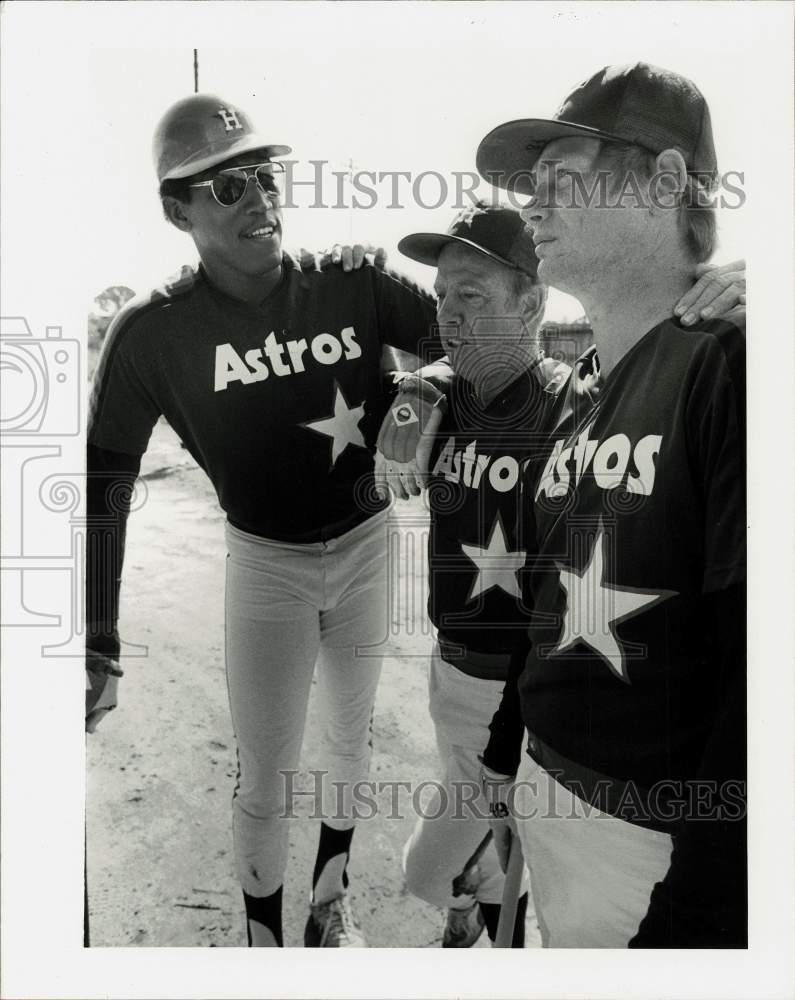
top-left (398, 202), bottom-right (539, 277)
top-left (476, 62), bottom-right (717, 196)
top-left (153, 94), bottom-right (291, 182)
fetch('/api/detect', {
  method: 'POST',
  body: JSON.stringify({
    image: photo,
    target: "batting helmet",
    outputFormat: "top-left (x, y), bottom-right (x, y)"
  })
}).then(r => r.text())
top-left (153, 94), bottom-right (291, 182)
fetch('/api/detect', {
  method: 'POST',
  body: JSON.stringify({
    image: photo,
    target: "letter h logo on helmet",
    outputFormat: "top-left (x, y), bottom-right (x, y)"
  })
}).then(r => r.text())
top-left (216, 107), bottom-right (242, 132)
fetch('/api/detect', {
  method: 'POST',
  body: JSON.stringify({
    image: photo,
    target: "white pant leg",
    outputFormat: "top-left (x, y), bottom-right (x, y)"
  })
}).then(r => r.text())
top-left (402, 645), bottom-right (510, 908)
top-left (224, 524), bottom-right (323, 897)
top-left (312, 645), bottom-right (382, 830)
top-left (316, 513), bottom-right (388, 828)
top-left (512, 748), bottom-right (674, 947)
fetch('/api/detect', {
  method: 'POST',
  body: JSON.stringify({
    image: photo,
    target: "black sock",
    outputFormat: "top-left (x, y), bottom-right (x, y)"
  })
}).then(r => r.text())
top-left (480, 893), bottom-right (528, 947)
top-left (243, 886), bottom-right (283, 947)
top-left (312, 822), bottom-right (354, 897)
top-left (480, 901), bottom-right (501, 941)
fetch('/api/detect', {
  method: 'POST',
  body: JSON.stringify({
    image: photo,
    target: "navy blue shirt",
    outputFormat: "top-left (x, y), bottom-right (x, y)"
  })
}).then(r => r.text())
top-left (521, 319), bottom-right (745, 793)
top-left (89, 254), bottom-right (436, 540)
top-left (426, 358), bottom-right (568, 654)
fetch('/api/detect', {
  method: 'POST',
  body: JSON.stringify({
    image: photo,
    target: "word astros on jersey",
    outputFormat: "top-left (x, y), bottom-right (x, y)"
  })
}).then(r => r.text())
top-left (535, 423), bottom-right (663, 500)
top-left (214, 326), bottom-right (361, 392)
top-left (432, 437), bottom-right (520, 494)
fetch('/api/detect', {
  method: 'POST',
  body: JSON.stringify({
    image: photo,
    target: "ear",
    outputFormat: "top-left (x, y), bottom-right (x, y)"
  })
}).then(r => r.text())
top-left (162, 196), bottom-right (193, 233)
top-left (651, 149), bottom-right (688, 212)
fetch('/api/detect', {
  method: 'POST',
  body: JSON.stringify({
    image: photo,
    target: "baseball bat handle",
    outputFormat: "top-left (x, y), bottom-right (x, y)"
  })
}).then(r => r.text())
top-left (495, 832), bottom-right (524, 948)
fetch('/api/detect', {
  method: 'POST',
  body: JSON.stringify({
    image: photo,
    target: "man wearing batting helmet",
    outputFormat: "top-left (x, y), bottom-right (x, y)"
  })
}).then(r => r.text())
top-left (477, 62), bottom-right (747, 947)
top-left (85, 94), bottom-right (438, 947)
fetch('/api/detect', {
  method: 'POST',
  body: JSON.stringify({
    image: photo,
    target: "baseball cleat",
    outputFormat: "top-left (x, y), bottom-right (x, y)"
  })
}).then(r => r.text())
top-left (442, 902), bottom-right (486, 947)
top-left (304, 893), bottom-right (367, 947)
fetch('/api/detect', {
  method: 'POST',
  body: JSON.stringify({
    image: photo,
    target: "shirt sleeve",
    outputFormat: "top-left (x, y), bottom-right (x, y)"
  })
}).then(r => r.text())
top-left (481, 640), bottom-right (529, 777)
top-left (86, 444), bottom-right (143, 662)
top-left (629, 582), bottom-right (747, 948)
top-left (384, 358), bottom-right (456, 410)
top-left (370, 264), bottom-right (438, 360)
top-left (685, 321), bottom-right (746, 593)
top-left (631, 321), bottom-right (747, 947)
top-left (412, 358), bottom-right (456, 395)
top-left (88, 305), bottom-right (162, 456)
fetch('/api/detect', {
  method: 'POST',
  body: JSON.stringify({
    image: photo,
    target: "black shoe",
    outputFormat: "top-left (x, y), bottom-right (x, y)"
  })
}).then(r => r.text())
top-left (442, 903), bottom-right (486, 947)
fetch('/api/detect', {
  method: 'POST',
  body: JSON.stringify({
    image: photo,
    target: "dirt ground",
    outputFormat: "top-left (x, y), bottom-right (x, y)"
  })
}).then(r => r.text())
top-left (86, 419), bottom-right (539, 949)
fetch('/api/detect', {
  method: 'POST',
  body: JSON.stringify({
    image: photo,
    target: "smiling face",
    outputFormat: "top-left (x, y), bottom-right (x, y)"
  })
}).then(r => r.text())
top-left (521, 136), bottom-right (650, 299)
top-left (170, 150), bottom-right (284, 281)
top-left (434, 242), bottom-right (540, 386)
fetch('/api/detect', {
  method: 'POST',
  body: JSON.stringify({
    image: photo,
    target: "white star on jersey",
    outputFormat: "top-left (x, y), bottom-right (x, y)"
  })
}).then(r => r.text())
top-left (302, 383), bottom-right (366, 466)
top-left (461, 515), bottom-right (526, 601)
top-left (552, 530), bottom-right (671, 681)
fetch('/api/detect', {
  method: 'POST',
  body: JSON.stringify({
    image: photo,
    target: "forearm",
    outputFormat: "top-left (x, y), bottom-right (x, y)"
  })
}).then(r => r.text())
top-left (86, 444), bottom-right (142, 660)
top-left (377, 357), bottom-right (453, 467)
top-left (481, 640), bottom-right (529, 777)
top-left (384, 359), bottom-right (454, 404)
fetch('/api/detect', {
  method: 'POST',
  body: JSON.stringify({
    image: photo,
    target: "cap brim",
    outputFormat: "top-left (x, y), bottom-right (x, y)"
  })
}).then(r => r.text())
top-left (398, 232), bottom-right (524, 273)
top-left (165, 135), bottom-right (292, 180)
top-left (476, 118), bottom-right (626, 195)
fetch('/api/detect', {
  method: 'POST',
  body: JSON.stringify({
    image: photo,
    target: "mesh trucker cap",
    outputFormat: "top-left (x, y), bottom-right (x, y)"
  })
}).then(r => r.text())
top-left (476, 62), bottom-right (718, 197)
top-left (398, 202), bottom-right (539, 278)
top-left (153, 94), bottom-right (291, 182)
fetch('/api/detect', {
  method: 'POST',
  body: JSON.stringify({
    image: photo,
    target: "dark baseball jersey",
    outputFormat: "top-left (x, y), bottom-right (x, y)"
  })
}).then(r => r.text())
top-left (89, 253), bottom-right (436, 540)
top-left (426, 357), bottom-right (568, 654)
top-left (519, 318), bottom-right (745, 796)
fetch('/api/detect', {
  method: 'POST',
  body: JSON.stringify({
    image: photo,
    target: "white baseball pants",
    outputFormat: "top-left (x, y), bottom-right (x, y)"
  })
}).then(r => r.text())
top-left (512, 749), bottom-right (674, 947)
top-left (224, 512), bottom-right (388, 897)
top-left (402, 644), bottom-right (529, 909)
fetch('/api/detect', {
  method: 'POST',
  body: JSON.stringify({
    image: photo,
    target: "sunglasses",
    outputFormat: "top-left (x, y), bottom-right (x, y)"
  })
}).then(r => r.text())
top-left (189, 161), bottom-right (286, 207)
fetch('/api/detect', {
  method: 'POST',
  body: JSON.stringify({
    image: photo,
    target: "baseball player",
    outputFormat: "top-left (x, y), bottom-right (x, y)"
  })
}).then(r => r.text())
top-left (85, 94), bottom-right (438, 948)
top-left (374, 200), bottom-right (746, 946)
top-left (385, 203), bottom-right (562, 948)
top-left (476, 63), bottom-right (747, 946)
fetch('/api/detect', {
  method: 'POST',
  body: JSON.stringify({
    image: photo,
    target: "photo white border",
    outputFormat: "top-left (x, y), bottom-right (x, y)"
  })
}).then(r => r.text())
top-left (2, 3), bottom-right (793, 998)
